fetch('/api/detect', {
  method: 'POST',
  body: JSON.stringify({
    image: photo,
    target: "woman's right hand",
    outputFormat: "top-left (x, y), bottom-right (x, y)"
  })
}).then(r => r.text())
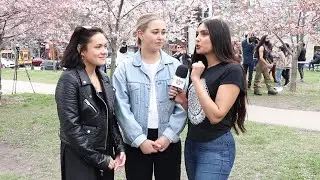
top-left (169, 86), bottom-right (187, 105)
top-left (140, 140), bottom-right (161, 154)
top-left (108, 158), bottom-right (115, 170)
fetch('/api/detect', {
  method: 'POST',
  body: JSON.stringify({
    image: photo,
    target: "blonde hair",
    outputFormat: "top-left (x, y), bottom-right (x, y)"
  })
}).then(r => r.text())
top-left (134, 13), bottom-right (160, 45)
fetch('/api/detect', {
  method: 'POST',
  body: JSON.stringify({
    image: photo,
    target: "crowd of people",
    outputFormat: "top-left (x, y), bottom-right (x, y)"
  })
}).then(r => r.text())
top-left (233, 33), bottom-right (318, 95)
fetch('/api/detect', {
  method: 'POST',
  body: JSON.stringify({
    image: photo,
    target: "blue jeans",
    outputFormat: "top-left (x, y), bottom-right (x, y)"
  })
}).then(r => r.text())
top-left (276, 68), bottom-right (283, 87)
top-left (185, 131), bottom-right (235, 180)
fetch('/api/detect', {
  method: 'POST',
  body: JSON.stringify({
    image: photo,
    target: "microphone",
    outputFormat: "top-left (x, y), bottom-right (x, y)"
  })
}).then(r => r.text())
top-left (170, 64), bottom-right (189, 100)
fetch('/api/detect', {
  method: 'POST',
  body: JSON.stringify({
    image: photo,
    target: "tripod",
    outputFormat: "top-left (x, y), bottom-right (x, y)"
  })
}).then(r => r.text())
top-left (12, 47), bottom-right (35, 94)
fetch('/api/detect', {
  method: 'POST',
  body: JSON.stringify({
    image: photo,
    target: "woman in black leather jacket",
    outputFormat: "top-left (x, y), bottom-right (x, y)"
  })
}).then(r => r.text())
top-left (55, 26), bottom-right (125, 180)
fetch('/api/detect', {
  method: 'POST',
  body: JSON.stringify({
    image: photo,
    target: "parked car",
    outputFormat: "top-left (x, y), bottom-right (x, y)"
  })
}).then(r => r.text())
top-left (40, 60), bottom-right (61, 70)
top-left (0, 59), bottom-right (15, 68)
top-left (32, 57), bottom-right (44, 66)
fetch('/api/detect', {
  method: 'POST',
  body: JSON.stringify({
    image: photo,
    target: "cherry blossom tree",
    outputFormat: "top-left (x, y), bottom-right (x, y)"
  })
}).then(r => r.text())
top-left (0, 0), bottom-right (51, 104)
top-left (207, 0), bottom-right (320, 91)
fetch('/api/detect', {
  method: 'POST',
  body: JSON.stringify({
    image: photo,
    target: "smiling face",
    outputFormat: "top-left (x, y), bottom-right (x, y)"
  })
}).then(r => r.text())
top-left (138, 19), bottom-right (166, 52)
top-left (195, 23), bottom-right (213, 55)
top-left (81, 33), bottom-right (107, 67)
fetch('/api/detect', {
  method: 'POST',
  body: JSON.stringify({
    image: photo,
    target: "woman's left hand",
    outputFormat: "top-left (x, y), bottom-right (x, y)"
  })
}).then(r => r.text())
top-left (114, 152), bottom-right (126, 171)
top-left (191, 61), bottom-right (205, 81)
top-left (154, 136), bottom-right (171, 152)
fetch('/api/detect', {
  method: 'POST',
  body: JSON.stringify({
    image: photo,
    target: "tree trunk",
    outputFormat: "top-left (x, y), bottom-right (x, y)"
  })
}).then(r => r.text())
top-left (289, 46), bottom-right (300, 92)
top-left (0, 37), bottom-right (3, 105)
top-left (289, 12), bottom-right (305, 92)
top-left (109, 37), bottom-right (118, 81)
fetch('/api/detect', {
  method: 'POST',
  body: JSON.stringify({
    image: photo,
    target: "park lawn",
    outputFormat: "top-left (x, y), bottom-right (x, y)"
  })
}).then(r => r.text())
top-left (1, 68), bottom-right (113, 85)
top-left (0, 94), bottom-right (319, 180)
top-left (1, 68), bottom-right (63, 84)
top-left (247, 70), bottom-right (320, 111)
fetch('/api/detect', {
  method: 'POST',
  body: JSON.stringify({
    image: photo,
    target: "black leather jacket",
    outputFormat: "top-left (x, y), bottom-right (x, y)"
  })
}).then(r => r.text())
top-left (55, 66), bottom-right (124, 171)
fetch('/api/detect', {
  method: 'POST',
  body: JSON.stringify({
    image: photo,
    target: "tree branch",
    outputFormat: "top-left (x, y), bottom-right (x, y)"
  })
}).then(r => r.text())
top-left (120, 0), bottom-right (150, 20)
top-left (103, 0), bottom-right (117, 19)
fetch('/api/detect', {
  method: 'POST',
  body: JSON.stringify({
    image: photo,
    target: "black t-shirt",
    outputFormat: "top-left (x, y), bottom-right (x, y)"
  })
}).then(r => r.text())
top-left (186, 63), bottom-right (245, 142)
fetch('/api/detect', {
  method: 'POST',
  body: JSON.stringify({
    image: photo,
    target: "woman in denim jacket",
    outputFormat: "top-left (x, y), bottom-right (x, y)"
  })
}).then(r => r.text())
top-left (112, 14), bottom-right (187, 180)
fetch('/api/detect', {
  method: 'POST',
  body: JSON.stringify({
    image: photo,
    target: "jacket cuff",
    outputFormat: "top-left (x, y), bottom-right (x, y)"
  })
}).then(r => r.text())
top-left (131, 134), bottom-right (147, 148)
top-left (163, 128), bottom-right (179, 143)
top-left (116, 145), bottom-right (125, 155)
top-left (103, 156), bottom-right (112, 171)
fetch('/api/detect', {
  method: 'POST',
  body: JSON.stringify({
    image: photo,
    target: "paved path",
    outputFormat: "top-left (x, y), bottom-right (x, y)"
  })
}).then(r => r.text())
top-left (1, 80), bottom-right (320, 131)
top-left (1, 80), bottom-right (56, 95)
top-left (247, 105), bottom-right (320, 131)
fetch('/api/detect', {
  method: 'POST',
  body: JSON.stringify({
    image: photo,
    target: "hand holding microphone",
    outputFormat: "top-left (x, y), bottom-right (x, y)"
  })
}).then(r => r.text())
top-left (169, 64), bottom-right (188, 102)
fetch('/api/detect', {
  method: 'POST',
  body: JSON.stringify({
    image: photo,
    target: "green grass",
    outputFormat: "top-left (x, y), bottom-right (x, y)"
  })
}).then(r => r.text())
top-left (248, 70), bottom-right (320, 111)
top-left (0, 173), bottom-right (30, 180)
top-left (1, 68), bottom-right (112, 85)
top-left (0, 94), bottom-right (319, 179)
top-left (1, 68), bottom-right (62, 84)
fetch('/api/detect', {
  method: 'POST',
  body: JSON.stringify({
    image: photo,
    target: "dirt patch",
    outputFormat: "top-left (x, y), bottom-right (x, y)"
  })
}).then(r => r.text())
top-left (0, 141), bottom-right (34, 174)
top-left (0, 96), bottom-right (24, 106)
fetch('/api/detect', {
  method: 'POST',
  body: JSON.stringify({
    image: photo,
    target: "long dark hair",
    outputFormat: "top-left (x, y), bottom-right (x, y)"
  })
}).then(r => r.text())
top-left (255, 35), bottom-right (268, 56)
top-left (191, 19), bottom-right (237, 68)
top-left (192, 19), bottom-right (246, 134)
top-left (62, 26), bottom-right (105, 68)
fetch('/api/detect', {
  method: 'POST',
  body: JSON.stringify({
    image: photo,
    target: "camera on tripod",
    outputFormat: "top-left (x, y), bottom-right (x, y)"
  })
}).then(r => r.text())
top-left (249, 36), bottom-right (259, 44)
top-left (11, 43), bottom-right (35, 94)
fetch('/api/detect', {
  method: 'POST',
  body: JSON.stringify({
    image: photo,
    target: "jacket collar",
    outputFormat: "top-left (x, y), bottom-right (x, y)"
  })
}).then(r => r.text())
top-left (132, 49), bottom-right (173, 67)
top-left (76, 66), bottom-right (110, 86)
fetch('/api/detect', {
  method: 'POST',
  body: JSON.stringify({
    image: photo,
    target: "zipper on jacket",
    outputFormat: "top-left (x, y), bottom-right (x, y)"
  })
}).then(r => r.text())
top-left (84, 99), bottom-right (98, 113)
top-left (96, 93), bottom-right (109, 150)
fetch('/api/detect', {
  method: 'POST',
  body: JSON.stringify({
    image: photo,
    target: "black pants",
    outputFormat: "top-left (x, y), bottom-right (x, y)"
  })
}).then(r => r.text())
top-left (243, 63), bottom-right (254, 88)
top-left (298, 63), bottom-right (304, 79)
top-left (282, 69), bottom-right (290, 85)
top-left (61, 143), bottom-right (114, 180)
top-left (125, 129), bottom-right (181, 180)
top-left (309, 60), bottom-right (320, 70)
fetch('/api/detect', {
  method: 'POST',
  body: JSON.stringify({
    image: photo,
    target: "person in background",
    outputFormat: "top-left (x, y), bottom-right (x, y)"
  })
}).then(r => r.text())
top-left (282, 43), bottom-right (292, 87)
top-left (173, 44), bottom-right (192, 67)
top-left (113, 13), bottom-right (187, 180)
top-left (298, 43), bottom-right (306, 81)
top-left (253, 35), bottom-right (278, 95)
top-left (267, 44), bottom-right (277, 83)
top-left (273, 46), bottom-right (286, 92)
top-left (115, 41), bottom-right (129, 67)
top-left (309, 49), bottom-right (320, 71)
top-left (242, 33), bottom-right (257, 89)
top-left (232, 40), bottom-right (242, 62)
top-left (56, 26), bottom-right (125, 180)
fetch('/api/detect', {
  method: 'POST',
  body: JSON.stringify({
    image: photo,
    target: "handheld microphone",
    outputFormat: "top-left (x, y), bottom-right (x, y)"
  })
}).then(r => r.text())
top-left (170, 64), bottom-right (189, 100)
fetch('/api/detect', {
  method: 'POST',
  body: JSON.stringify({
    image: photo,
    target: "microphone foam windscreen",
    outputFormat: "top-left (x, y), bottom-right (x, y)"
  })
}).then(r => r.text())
top-left (175, 65), bottom-right (189, 78)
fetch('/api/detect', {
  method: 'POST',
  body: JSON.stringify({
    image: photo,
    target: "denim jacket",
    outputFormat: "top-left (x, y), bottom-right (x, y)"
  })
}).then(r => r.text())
top-left (112, 50), bottom-right (187, 148)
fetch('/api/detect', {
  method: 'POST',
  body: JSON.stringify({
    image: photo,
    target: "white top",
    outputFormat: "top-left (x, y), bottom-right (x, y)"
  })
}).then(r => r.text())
top-left (142, 60), bottom-right (160, 129)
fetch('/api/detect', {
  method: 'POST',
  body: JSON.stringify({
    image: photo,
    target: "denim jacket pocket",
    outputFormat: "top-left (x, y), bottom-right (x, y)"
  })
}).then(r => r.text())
top-left (157, 79), bottom-right (171, 103)
top-left (127, 82), bottom-right (142, 124)
top-left (128, 83), bottom-right (140, 104)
